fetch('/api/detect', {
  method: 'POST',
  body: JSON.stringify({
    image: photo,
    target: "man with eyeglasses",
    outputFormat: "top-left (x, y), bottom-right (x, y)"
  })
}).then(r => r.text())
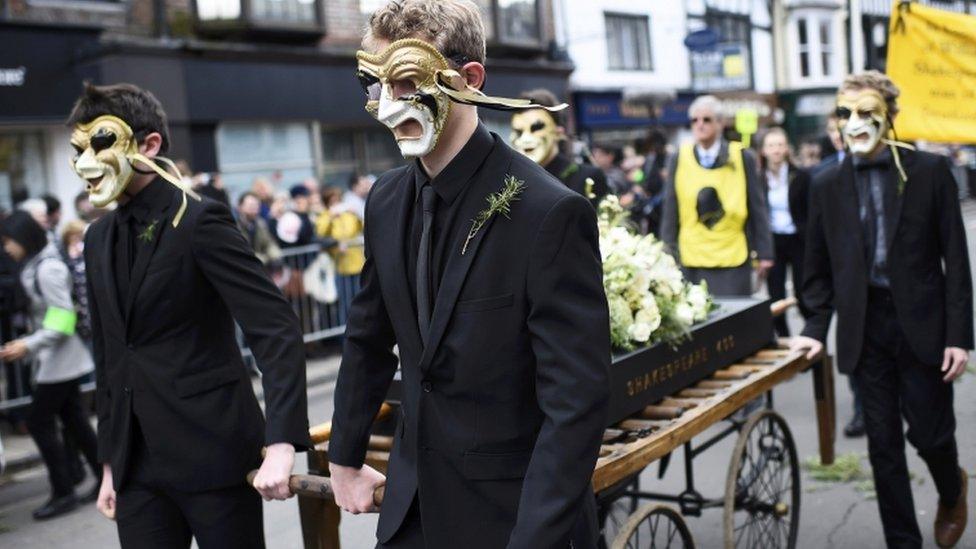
top-left (791, 71), bottom-right (971, 549)
top-left (660, 94), bottom-right (773, 296)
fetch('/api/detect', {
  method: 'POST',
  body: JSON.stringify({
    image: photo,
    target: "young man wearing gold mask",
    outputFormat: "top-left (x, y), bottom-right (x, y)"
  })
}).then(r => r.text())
top-left (792, 71), bottom-right (971, 548)
top-left (510, 88), bottom-right (609, 206)
top-left (328, 1), bottom-right (610, 547)
top-left (69, 83), bottom-right (311, 548)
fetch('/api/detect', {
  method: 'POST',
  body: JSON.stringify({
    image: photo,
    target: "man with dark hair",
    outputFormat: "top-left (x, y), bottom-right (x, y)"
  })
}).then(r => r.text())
top-left (68, 82), bottom-right (311, 548)
top-left (41, 194), bottom-right (62, 234)
top-left (792, 71), bottom-right (972, 548)
top-left (330, 1), bottom-right (610, 547)
top-left (237, 191), bottom-right (281, 265)
top-left (510, 88), bottom-right (609, 206)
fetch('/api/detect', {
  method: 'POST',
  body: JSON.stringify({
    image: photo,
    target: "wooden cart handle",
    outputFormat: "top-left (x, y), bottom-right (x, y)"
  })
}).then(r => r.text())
top-left (247, 471), bottom-right (385, 506)
top-left (769, 297), bottom-right (797, 318)
top-left (309, 402), bottom-right (394, 445)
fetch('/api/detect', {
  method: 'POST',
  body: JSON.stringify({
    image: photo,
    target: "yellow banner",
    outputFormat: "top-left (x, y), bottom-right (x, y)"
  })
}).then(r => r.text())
top-left (886, 1), bottom-right (976, 144)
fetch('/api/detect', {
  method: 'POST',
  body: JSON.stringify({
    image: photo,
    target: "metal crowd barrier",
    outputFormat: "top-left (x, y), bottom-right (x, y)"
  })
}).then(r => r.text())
top-left (0, 244), bottom-right (360, 413)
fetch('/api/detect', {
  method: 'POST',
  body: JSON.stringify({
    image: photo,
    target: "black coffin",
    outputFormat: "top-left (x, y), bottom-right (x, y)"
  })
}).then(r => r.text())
top-left (386, 298), bottom-right (774, 425)
top-left (607, 298), bottom-right (773, 425)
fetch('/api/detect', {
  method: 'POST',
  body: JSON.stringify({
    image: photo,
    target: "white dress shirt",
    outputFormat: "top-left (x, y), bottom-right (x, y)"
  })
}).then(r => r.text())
top-left (695, 140), bottom-right (722, 168)
top-left (766, 163), bottom-right (796, 235)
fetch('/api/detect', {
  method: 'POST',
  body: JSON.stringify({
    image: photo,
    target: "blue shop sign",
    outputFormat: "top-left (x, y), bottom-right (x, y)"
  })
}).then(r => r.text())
top-left (575, 92), bottom-right (655, 129)
top-left (684, 29), bottom-right (720, 52)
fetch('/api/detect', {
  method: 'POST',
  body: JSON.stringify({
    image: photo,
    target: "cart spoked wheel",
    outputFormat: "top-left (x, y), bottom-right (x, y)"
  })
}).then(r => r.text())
top-left (723, 409), bottom-right (800, 549)
top-left (611, 504), bottom-right (694, 549)
top-left (601, 477), bottom-right (642, 548)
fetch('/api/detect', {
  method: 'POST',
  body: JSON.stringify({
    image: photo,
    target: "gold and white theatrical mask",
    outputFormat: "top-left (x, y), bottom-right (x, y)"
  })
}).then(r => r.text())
top-left (356, 38), bottom-right (568, 158)
top-left (835, 88), bottom-right (890, 157)
top-left (510, 110), bottom-right (560, 165)
top-left (70, 115), bottom-right (200, 226)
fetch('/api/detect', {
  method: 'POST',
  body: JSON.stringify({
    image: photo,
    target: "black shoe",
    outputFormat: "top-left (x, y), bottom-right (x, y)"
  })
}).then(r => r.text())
top-left (844, 413), bottom-right (866, 438)
top-left (32, 494), bottom-right (78, 520)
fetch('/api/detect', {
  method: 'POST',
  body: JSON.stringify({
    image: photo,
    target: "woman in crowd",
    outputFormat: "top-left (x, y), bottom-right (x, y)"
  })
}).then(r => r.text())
top-left (315, 185), bottom-right (365, 325)
top-left (0, 212), bottom-right (99, 520)
top-left (759, 127), bottom-right (811, 337)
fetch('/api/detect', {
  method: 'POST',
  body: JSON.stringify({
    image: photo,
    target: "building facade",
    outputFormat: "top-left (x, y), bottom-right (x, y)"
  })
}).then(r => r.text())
top-left (556, 0), bottom-right (779, 148)
top-left (0, 0), bottom-right (571, 215)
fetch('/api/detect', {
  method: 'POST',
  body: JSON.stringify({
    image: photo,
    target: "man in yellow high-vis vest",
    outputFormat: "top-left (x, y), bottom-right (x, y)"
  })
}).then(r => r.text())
top-left (660, 95), bottom-right (773, 296)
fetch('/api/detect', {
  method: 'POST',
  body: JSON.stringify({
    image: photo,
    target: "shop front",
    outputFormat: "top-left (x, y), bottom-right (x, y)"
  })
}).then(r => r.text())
top-left (0, 22), bottom-right (101, 212)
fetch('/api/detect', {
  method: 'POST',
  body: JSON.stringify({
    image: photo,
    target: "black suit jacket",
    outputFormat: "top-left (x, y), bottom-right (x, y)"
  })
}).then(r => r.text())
top-left (329, 134), bottom-right (611, 548)
top-left (801, 150), bottom-right (974, 373)
top-left (84, 188), bottom-right (311, 491)
top-left (760, 164), bottom-right (811, 237)
top-left (545, 154), bottom-right (609, 208)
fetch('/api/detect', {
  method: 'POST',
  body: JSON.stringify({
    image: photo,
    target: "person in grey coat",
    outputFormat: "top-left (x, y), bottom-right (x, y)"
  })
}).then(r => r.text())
top-left (0, 211), bottom-right (99, 520)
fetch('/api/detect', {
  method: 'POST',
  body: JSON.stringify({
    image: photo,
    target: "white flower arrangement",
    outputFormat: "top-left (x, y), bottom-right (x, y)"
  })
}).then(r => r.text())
top-left (598, 196), bottom-right (715, 351)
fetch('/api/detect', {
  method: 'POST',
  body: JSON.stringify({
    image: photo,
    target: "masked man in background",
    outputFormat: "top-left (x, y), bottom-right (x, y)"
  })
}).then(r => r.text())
top-left (510, 88), bottom-right (609, 207)
top-left (792, 71), bottom-right (971, 549)
top-left (328, 1), bottom-right (610, 547)
top-left (71, 83), bottom-right (310, 548)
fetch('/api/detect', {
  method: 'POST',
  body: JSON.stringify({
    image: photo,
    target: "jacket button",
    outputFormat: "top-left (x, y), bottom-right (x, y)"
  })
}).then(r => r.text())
top-left (422, 381), bottom-right (432, 393)
top-left (123, 387), bottom-right (132, 394)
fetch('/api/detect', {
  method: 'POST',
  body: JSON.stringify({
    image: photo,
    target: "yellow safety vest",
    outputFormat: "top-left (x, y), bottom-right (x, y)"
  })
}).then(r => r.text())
top-left (674, 142), bottom-right (749, 268)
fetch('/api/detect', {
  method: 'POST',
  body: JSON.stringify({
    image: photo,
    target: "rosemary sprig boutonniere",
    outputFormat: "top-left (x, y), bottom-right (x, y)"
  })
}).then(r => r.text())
top-left (138, 219), bottom-right (160, 244)
top-left (462, 175), bottom-right (525, 255)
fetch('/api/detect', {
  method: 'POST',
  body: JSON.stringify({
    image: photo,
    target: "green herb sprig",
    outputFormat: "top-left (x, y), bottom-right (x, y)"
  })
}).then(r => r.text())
top-left (462, 175), bottom-right (525, 255)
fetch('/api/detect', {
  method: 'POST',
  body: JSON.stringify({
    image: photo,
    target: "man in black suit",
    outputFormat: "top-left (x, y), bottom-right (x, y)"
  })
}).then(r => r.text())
top-left (792, 71), bottom-right (971, 549)
top-left (69, 83), bottom-right (311, 548)
top-left (329, 2), bottom-right (610, 548)
top-left (510, 88), bottom-right (609, 207)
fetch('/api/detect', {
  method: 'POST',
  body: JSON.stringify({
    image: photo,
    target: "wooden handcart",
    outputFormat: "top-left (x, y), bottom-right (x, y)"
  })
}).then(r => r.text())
top-left (278, 300), bottom-right (836, 549)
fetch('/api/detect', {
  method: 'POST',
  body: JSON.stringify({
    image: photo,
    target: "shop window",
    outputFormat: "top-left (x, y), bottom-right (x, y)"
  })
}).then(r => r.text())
top-left (705, 10), bottom-right (750, 45)
top-left (250, 0), bottom-right (317, 26)
top-left (320, 128), bottom-right (404, 190)
top-left (791, 12), bottom-right (840, 85)
top-left (216, 122), bottom-right (316, 199)
top-left (496, 0), bottom-right (540, 46)
top-left (798, 17), bottom-right (810, 78)
top-left (605, 13), bottom-right (653, 71)
top-left (195, 0), bottom-right (323, 38)
top-left (0, 132), bottom-right (47, 212)
top-left (863, 15), bottom-right (889, 72)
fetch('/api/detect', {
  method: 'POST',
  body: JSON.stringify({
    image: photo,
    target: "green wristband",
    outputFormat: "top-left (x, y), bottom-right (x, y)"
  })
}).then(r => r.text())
top-left (43, 307), bottom-right (77, 335)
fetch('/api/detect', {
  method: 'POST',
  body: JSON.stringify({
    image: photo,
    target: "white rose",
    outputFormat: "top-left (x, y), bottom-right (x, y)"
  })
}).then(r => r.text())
top-left (675, 303), bottom-right (695, 326)
top-left (635, 304), bottom-right (662, 333)
top-left (628, 322), bottom-right (653, 343)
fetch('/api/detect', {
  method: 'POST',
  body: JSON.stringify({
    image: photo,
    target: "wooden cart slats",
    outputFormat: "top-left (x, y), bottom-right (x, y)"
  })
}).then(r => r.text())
top-left (592, 347), bottom-right (817, 493)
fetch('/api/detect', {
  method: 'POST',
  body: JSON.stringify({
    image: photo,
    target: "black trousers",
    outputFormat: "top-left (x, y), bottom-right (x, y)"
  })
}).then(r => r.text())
top-left (116, 425), bottom-right (264, 549)
top-left (768, 233), bottom-right (808, 337)
top-left (854, 288), bottom-right (961, 549)
top-left (26, 377), bottom-right (99, 497)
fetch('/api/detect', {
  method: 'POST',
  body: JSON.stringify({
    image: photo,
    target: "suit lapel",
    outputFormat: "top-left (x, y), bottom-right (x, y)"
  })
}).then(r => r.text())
top-left (835, 157), bottom-right (867, 272)
top-left (885, 150), bottom-right (913, 253)
top-left (124, 195), bottom-right (174, 323)
top-left (99, 217), bottom-right (125, 329)
top-left (375, 169), bottom-right (423, 355)
top-left (418, 141), bottom-right (513, 372)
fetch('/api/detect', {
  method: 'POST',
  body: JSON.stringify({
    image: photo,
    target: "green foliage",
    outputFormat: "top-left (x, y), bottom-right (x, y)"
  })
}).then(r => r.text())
top-left (463, 175), bottom-right (524, 255)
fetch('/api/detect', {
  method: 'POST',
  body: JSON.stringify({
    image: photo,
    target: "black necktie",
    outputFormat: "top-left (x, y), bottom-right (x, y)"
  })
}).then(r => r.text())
top-left (416, 184), bottom-right (436, 344)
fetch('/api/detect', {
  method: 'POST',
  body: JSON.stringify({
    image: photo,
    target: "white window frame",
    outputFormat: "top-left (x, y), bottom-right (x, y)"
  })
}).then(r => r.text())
top-left (787, 10), bottom-right (841, 87)
top-left (604, 12), bottom-right (653, 72)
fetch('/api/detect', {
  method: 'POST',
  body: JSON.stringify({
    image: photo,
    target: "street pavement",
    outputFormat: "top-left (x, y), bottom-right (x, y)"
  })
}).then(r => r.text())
top-left (1, 202), bottom-right (975, 548)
